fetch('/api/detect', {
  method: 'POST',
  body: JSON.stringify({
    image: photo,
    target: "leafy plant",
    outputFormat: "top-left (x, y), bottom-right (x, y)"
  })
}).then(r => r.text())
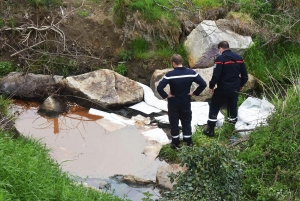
top-left (117, 49), bottom-right (132, 62)
top-left (0, 62), bottom-right (14, 76)
top-left (160, 142), bottom-right (243, 201)
top-left (142, 191), bottom-right (154, 201)
top-left (114, 63), bottom-right (128, 76)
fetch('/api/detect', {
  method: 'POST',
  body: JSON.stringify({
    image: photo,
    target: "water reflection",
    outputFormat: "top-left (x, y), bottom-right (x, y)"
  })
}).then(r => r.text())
top-left (11, 100), bottom-right (166, 201)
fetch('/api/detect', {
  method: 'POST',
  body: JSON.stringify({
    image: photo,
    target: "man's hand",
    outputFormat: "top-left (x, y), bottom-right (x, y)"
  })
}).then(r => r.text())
top-left (209, 88), bottom-right (214, 94)
top-left (188, 92), bottom-right (193, 96)
top-left (167, 93), bottom-right (175, 98)
top-left (240, 87), bottom-right (243, 91)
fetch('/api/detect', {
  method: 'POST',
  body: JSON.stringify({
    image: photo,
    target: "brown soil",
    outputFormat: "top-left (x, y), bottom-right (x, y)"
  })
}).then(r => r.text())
top-left (0, 0), bottom-right (231, 85)
top-left (0, 1), bottom-right (159, 86)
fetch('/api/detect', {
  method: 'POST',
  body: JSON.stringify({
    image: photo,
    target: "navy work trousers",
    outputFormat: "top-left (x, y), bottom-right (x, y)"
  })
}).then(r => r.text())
top-left (168, 96), bottom-right (192, 145)
top-left (207, 88), bottom-right (239, 128)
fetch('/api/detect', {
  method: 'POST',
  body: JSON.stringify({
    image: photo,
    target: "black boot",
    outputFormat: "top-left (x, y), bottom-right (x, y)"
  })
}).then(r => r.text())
top-left (170, 143), bottom-right (181, 149)
top-left (228, 117), bottom-right (237, 125)
top-left (203, 126), bottom-right (215, 137)
top-left (170, 138), bottom-right (181, 149)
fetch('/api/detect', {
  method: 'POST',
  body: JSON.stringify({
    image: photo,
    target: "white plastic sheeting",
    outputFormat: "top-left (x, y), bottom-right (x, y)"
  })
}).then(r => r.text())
top-left (235, 97), bottom-right (275, 136)
top-left (132, 82), bottom-right (224, 132)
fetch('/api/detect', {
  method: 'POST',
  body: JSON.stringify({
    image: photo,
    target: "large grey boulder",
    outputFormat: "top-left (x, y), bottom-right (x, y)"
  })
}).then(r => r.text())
top-left (0, 72), bottom-right (63, 99)
top-left (184, 20), bottom-right (253, 68)
top-left (150, 68), bottom-right (258, 102)
top-left (62, 69), bottom-right (144, 108)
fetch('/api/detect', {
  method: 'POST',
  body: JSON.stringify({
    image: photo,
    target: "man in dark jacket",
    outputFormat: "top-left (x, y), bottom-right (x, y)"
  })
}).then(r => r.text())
top-left (204, 41), bottom-right (248, 137)
top-left (157, 54), bottom-right (207, 148)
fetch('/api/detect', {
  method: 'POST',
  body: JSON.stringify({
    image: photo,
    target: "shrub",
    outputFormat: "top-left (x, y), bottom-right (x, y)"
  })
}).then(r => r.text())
top-left (160, 142), bottom-right (243, 201)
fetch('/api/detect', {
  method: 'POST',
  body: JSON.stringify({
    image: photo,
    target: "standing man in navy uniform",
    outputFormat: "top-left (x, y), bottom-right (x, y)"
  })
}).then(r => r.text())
top-left (204, 41), bottom-right (248, 137)
top-left (157, 54), bottom-right (207, 148)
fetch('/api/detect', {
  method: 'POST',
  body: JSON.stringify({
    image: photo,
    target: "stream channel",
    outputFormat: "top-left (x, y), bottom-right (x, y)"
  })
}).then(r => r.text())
top-left (10, 99), bottom-right (169, 201)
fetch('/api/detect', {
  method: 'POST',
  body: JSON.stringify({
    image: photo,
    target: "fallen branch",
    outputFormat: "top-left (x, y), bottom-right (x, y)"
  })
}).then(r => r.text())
top-left (227, 135), bottom-right (250, 148)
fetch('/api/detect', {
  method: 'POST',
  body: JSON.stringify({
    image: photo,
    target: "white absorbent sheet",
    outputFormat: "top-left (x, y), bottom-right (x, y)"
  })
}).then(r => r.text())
top-left (137, 82), bottom-right (168, 112)
top-left (89, 108), bottom-right (135, 126)
top-left (131, 82), bottom-right (224, 132)
top-left (154, 102), bottom-right (224, 133)
top-left (235, 97), bottom-right (275, 136)
top-left (89, 108), bottom-right (170, 145)
top-left (141, 128), bottom-right (170, 145)
top-left (129, 101), bottom-right (161, 114)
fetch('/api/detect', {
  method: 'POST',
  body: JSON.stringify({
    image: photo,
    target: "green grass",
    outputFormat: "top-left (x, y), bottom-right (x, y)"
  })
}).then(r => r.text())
top-left (129, 38), bottom-right (188, 64)
top-left (0, 133), bottom-right (126, 201)
top-left (0, 96), bottom-right (11, 117)
top-left (77, 10), bottom-right (89, 17)
top-left (28, 55), bottom-right (78, 77)
top-left (0, 18), bottom-right (4, 28)
top-left (243, 40), bottom-right (300, 84)
top-left (237, 87), bottom-right (300, 200)
top-left (129, 0), bottom-right (175, 23)
top-left (26, 0), bottom-right (62, 7)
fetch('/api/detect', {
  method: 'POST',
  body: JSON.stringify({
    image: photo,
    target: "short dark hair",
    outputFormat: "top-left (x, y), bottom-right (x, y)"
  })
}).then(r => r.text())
top-left (171, 54), bottom-right (183, 65)
top-left (218, 41), bottom-right (229, 49)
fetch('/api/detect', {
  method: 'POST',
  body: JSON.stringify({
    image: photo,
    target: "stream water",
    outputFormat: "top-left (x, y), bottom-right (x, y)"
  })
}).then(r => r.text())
top-left (10, 100), bottom-right (167, 201)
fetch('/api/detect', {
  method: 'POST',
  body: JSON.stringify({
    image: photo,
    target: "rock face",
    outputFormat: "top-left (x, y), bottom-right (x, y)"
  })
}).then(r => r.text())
top-left (156, 164), bottom-right (187, 190)
top-left (184, 20), bottom-right (253, 68)
top-left (0, 72), bottom-right (63, 99)
top-left (151, 68), bottom-right (258, 101)
top-left (38, 96), bottom-right (66, 118)
top-left (62, 69), bottom-right (144, 108)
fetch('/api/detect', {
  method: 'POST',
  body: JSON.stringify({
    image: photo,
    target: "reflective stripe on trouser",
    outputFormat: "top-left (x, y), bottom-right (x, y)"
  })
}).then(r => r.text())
top-left (168, 101), bottom-right (192, 145)
top-left (207, 89), bottom-right (239, 128)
